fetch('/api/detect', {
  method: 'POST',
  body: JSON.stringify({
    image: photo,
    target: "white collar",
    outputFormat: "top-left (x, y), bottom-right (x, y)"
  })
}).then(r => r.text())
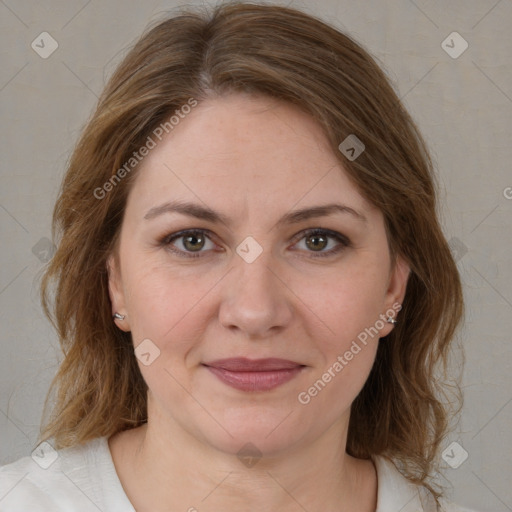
top-left (372, 454), bottom-right (438, 511)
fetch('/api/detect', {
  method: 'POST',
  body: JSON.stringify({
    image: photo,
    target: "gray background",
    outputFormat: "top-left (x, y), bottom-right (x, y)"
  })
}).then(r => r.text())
top-left (0, 0), bottom-right (511, 510)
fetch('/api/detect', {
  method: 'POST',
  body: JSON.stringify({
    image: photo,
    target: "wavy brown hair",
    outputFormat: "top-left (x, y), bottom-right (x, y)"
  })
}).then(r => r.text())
top-left (39, 1), bottom-right (464, 501)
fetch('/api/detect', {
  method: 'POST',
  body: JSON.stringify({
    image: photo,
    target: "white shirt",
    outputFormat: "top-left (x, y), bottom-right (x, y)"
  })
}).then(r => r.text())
top-left (0, 436), bottom-right (477, 511)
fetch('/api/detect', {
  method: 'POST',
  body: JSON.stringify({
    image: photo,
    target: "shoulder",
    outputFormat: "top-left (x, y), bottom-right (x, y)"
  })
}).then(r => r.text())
top-left (0, 437), bottom-right (128, 512)
top-left (372, 455), bottom-right (480, 512)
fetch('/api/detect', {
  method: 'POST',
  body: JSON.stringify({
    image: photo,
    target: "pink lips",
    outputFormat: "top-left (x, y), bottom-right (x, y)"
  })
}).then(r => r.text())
top-left (203, 357), bottom-right (305, 392)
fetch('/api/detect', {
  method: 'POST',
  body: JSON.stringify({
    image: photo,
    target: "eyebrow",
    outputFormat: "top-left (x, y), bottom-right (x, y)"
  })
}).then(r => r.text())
top-left (143, 200), bottom-right (367, 226)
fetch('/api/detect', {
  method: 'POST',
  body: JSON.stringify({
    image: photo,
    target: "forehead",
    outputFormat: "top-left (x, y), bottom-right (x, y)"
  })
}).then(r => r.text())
top-left (125, 93), bottom-right (375, 223)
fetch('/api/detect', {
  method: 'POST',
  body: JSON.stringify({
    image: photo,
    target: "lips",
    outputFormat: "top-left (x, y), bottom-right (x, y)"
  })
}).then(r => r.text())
top-left (204, 357), bottom-right (302, 371)
top-left (202, 357), bottom-right (305, 392)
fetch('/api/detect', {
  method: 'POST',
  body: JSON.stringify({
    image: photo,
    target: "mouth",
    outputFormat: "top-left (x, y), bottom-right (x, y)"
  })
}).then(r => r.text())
top-left (202, 357), bottom-right (306, 392)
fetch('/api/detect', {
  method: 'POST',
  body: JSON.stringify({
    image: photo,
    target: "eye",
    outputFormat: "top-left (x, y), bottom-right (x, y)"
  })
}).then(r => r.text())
top-left (291, 228), bottom-right (351, 258)
top-left (160, 229), bottom-right (218, 259)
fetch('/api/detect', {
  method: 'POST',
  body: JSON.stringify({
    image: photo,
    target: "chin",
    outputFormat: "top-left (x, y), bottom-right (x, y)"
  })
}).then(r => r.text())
top-left (195, 407), bottom-right (309, 459)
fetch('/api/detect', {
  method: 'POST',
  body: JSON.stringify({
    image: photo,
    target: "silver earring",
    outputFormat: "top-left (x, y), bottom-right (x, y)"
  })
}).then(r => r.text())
top-left (113, 312), bottom-right (125, 320)
top-left (386, 316), bottom-right (397, 324)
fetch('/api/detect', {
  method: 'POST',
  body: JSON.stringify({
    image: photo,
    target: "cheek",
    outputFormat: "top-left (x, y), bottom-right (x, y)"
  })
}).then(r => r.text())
top-left (123, 263), bottom-right (214, 401)
top-left (297, 271), bottom-right (385, 417)
top-left (307, 258), bottom-right (389, 350)
top-left (294, 257), bottom-right (387, 407)
top-left (122, 258), bottom-right (218, 350)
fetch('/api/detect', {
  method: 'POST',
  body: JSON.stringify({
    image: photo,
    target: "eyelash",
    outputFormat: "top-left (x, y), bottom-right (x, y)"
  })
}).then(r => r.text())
top-left (158, 228), bottom-right (351, 259)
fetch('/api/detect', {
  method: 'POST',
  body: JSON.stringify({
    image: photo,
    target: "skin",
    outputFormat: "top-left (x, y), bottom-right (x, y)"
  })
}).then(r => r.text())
top-left (107, 92), bottom-right (410, 512)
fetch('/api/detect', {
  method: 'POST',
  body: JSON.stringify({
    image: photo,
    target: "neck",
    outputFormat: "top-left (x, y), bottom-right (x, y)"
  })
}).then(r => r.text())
top-left (109, 403), bottom-right (377, 512)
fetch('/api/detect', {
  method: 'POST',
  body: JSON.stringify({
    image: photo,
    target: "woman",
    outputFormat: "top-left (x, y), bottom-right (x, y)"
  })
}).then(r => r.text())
top-left (0, 2), bottom-right (475, 511)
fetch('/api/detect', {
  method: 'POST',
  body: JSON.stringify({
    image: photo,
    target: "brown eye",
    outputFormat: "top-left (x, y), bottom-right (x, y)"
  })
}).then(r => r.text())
top-left (305, 232), bottom-right (328, 251)
top-left (182, 232), bottom-right (206, 252)
top-left (161, 229), bottom-right (217, 259)
top-left (293, 228), bottom-right (351, 258)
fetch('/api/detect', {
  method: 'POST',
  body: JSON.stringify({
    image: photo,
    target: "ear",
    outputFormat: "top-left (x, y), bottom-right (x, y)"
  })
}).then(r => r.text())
top-left (379, 254), bottom-right (410, 337)
top-left (107, 253), bottom-right (130, 332)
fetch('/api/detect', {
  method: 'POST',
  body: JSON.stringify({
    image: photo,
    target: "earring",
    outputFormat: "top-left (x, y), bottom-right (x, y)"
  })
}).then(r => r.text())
top-left (113, 312), bottom-right (126, 320)
top-left (386, 316), bottom-right (397, 324)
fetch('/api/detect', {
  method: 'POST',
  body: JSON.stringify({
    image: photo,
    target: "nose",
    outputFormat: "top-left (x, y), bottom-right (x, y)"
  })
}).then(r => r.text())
top-left (218, 248), bottom-right (293, 339)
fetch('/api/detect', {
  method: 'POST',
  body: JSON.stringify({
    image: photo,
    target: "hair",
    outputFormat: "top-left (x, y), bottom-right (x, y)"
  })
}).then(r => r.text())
top-left (39, 0), bottom-right (464, 502)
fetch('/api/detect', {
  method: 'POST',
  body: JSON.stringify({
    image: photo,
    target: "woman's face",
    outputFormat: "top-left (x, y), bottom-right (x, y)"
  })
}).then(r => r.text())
top-left (108, 93), bottom-right (409, 456)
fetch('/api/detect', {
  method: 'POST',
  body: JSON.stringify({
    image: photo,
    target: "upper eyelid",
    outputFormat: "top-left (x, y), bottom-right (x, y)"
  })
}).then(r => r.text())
top-left (163, 228), bottom-right (217, 245)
